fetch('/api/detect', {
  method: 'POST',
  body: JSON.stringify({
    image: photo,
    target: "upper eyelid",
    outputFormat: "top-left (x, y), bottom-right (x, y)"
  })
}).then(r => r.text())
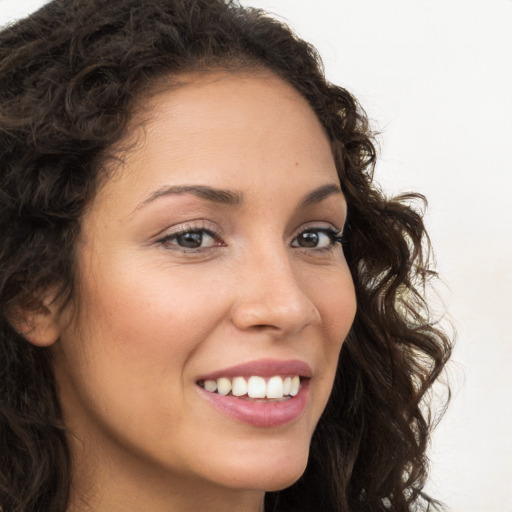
top-left (161, 227), bottom-right (218, 241)
top-left (294, 222), bottom-right (343, 237)
top-left (160, 222), bottom-right (341, 236)
top-left (296, 223), bottom-right (341, 232)
top-left (167, 224), bottom-right (218, 236)
top-left (156, 220), bottom-right (222, 239)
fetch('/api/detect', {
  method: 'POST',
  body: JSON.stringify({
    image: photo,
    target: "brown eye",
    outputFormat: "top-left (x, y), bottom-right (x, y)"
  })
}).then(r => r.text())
top-left (176, 232), bottom-right (204, 248)
top-left (296, 231), bottom-right (319, 248)
top-left (160, 228), bottom-right (219, 250)
top-left (291, 228), bottom-right (342, 250)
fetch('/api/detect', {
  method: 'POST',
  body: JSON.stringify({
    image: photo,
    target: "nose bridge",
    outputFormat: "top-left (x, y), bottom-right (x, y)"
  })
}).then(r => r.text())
top-left (231, 239), bottom-right (319, 335)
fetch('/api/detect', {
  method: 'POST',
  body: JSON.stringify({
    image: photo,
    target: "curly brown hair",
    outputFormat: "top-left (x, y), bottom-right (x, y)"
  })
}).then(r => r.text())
top-left (0, 1), bottom-right (452, 511)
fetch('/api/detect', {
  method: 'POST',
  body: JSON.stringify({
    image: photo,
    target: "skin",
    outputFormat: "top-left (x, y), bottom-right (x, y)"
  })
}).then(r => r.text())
top-left (44, 72), bottom-right (357, 511)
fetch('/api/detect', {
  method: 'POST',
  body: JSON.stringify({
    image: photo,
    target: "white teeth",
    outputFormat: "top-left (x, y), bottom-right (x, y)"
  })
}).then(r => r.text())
top-left (204, 379), bottom-right (217, 393)
top-left (201, 375), bottom-right (303, 399)
top-left (283, 376), bottom-right (291, 395)
top-left (217, 377), bottom-right (231, 396)
top-left (290, 376), bottom-right (300, 396)
top-left (266, 376), bottom-right (284, 399)
top-left (232, 376), bottom-right (248, 397)
top-left (247, 376), bottom-right (267, 398)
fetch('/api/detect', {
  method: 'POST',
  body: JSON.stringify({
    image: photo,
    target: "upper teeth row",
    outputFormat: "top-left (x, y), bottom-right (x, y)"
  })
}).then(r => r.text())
top-left (202, 375), bottom-right (301, 399)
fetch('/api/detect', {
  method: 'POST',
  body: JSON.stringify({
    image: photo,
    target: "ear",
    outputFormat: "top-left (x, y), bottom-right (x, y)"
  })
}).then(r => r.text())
top-left (8, 291), bottom-right (61, 347)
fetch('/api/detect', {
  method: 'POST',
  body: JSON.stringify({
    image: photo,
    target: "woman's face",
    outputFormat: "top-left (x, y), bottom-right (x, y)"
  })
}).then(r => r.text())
top-left (52, 72), bottom-right (356, 506)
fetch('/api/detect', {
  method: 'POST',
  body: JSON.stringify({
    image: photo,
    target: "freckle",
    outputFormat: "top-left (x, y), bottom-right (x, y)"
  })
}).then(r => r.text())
top-left (295, 161), bottom-right (299, 166)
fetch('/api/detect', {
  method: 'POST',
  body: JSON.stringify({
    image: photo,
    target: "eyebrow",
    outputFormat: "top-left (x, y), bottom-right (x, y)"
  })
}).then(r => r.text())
top-left (133, 182), bottom-right (343, 213)
top-left (296, 183), bottom-right (344, 209)
top-left (134, 184), bottom-right (244, 212)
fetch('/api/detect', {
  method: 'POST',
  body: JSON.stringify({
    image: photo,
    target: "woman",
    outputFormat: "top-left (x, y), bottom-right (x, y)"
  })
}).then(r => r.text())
top-left (0, 1), bottom-right (452, 511)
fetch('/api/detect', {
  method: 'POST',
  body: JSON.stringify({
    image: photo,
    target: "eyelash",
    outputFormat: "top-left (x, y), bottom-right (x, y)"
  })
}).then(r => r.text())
top-left (293, 226), bottom-right (344, 251)
top-left (157, 224), bottom-right (343, 253)
top-left (158, 223), bottom-right (223, 252)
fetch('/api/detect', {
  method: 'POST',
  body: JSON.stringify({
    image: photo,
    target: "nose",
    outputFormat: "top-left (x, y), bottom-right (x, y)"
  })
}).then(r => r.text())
top-left (230, 247), bottom-right (321, 337)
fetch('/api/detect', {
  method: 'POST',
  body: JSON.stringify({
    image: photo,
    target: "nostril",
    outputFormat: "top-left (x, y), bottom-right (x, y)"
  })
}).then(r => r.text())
top-left (252, 323), bottom-right (280, 331)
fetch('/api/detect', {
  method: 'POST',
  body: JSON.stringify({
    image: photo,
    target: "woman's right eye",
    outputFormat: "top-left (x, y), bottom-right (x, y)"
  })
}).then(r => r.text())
top-left (158, 227), bottom-right (222, 251)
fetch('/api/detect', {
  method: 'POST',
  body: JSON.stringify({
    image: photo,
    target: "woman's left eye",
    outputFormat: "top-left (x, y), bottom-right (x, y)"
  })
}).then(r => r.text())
top-left (291, 228), bottom-right (342, 250)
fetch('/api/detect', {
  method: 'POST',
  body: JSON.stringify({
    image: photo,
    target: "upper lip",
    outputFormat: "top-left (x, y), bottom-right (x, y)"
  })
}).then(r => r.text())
top-left (196, 358), bottom-right (313, 381)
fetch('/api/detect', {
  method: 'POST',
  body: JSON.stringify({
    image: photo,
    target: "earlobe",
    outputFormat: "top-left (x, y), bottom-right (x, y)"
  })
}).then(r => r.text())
top-left (8, 293), bottom-right (61, 347)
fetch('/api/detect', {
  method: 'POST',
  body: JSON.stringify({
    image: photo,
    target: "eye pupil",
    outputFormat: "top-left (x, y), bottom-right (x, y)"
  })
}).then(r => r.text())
top-left (177, 232), bottom-right (203, 248)
top-left (298, 231), bottom-right (319, 247)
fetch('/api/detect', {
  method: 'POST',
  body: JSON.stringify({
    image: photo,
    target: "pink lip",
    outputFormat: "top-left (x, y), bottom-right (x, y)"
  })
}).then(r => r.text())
top-left (195, 359), bottom-right (312, 428)
top-left (196, 358), bottom-right (312, 381)
top-left (197, 380), bottom-right (309, 427)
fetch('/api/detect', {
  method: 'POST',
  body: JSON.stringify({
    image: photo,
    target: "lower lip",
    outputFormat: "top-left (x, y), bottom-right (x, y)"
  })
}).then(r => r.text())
top-left (197, 380), bottom-right (309, 428)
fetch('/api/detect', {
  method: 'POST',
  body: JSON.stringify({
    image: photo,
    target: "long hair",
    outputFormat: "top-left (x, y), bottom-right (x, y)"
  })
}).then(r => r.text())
top-left (0, 1), bottom-right (452, 510)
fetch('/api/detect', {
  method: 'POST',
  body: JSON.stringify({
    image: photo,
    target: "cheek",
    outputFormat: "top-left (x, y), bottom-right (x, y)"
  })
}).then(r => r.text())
top-left (308, 266), bottom-right (356, 382)
top-left (78, 269), bottom-right (224, 371)
top-left (56, 255), bottom-right (229, 430)
top-left (55, 264), bottom-right (229, 445)
top-left (311, 265), bottom-right (356, 338)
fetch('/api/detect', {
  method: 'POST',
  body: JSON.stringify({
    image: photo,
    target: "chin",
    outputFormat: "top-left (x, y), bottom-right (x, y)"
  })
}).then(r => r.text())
top-left (227, 466), bottom-right (307, 493)
top-left (214, 445), bottom-right (310, 492)
top-left (261, 467), bottom-right (307, 493)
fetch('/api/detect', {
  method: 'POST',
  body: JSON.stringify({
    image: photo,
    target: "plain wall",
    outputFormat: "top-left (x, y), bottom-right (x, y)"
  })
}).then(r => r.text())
top-left (1, 1), bottom-right (511, 510)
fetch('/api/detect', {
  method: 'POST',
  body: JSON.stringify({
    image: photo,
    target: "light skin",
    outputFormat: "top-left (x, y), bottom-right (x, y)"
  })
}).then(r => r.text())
top-left (22, 72), bottom-right (357, 511)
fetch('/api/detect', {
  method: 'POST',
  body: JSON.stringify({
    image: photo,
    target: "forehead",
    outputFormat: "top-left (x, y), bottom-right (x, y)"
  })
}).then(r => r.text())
top-left (96, 71), bottom-right (338, 209)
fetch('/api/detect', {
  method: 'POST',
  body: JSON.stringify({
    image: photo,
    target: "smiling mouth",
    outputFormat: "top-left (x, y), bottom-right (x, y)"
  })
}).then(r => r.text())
top-left (197, 375), bottom-right (302, 401)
